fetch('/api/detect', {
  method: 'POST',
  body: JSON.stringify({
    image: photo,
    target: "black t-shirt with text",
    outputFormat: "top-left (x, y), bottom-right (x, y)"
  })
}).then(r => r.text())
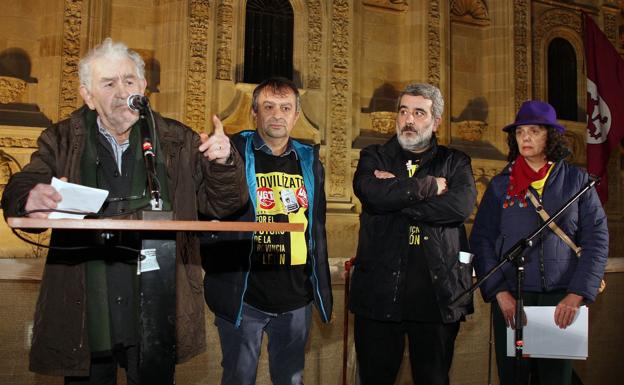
top-left (244, 149), bottom-right (313, 313)
top-left (400, 149), bottom-right (441, 322)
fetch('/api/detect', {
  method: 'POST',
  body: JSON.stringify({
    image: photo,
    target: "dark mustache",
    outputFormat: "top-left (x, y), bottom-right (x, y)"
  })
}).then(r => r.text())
top-left (269, 118), bottom-right (287, 125)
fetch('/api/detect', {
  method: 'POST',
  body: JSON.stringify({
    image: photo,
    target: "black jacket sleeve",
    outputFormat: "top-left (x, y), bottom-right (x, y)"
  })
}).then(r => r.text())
top-left (2, 125), bottom-right (63, 219)
top-left (353, 145), bottom-right (438, 214)
top-left (400, 151), bottom-right (476, 225)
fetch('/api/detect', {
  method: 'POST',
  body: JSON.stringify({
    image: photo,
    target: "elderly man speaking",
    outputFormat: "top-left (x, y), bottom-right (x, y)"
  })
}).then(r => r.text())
top-left (1, 38), bottom-right (247, 384)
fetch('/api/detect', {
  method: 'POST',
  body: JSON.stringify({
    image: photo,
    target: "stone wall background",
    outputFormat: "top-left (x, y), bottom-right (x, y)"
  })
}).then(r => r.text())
top-left (1, 1), bottom-right (623, 384)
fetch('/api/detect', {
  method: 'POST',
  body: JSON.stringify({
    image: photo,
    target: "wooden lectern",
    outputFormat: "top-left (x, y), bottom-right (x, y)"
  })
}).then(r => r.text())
top-left (8, 217), bottom-right (303, 385)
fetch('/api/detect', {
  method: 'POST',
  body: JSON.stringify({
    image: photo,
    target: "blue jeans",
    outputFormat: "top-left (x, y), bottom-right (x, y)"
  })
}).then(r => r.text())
top-left (215, 302), bottom-right (313, 385)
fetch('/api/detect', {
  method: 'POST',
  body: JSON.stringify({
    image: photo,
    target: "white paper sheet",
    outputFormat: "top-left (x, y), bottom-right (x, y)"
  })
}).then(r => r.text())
top-left (138, 248), bottom-right (160, 274)
top-left (48, 177), bottom-right (109, 219)
top-left (506, 305), bottom-right (588, 360)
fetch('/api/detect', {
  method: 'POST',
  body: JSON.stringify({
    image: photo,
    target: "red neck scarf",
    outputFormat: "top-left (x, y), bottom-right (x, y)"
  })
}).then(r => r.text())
top-left (504, 155), bottom-right (551, 208)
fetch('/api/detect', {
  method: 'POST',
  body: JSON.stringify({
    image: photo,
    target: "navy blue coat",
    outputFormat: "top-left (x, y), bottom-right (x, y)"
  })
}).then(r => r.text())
top-left (470, 161), bottom-right (608, 303)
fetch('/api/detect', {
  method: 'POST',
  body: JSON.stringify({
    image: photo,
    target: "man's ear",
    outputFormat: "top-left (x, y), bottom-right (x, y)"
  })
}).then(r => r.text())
top-left (79, 85), bottom-right (96, 110)
top-left (138, 78), bottom-right (147, 95)
top-left (432, 117), bottom-right (442, 132)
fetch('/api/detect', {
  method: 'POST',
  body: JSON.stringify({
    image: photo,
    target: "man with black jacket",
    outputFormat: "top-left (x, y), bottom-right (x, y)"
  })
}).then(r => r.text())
top-left (349, 83), bottom-right (476, 385)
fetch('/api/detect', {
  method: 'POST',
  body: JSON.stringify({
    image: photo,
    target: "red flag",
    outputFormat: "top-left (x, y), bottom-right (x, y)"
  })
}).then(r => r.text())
top-left (584, 13), bottom-right (624, 203)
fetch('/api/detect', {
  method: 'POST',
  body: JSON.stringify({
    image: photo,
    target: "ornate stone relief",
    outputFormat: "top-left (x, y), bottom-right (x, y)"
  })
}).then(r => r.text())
top-left (472, 166), bottom-right (499, 214)
top-left (215, 0), bottom-right (233, 80)
top-left (450, 0), bottom-right (490, 26)
top-left (0, 76), bottom-right (26, 104)
top-left (185, 0), bottom-right (211, 132)
top-left (456, 120), bottom-right (487, 141)
top-left (603, 11), bottom-right (618, 42)
top-left (0, 161), bottom-right (11, 190)
top-left (428, 0), bottom-right (441, 87)
top-left (328, 1), bottom-right (350, 199)
top-left (59, 0), bottom-right (83, 120)
top-left (362, 0), bottom-right (407, 12)
top-left (370, 112), bottom-right (396, 135)
top-left (0, 137), bottom-right (38, 148)
top-left (513, 0), bottom-right (529, 112)
top-left (532, 9), bottom-right (582, 101)
top-left (306, 0), bottom-right (322, 89)
top-left (534, 9), bottom-right (582, 38)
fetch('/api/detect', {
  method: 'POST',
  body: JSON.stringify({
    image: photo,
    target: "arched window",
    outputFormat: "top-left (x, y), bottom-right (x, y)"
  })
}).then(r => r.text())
top-left (548, 37), bottom-right (578, 121)
top-left (243, 0), bottom-right (294, 84)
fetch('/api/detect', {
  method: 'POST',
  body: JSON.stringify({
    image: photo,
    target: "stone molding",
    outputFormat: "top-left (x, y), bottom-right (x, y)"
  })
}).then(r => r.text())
top-left (328, 1), bottom-right (350, 199)
top-left (362, 0), bottom-right (407, 12)
top-left (0, 77), bottom-right (26, 104)
top-left (215, 0), bottom-right (233, 80)
top-left (370, 112), bottom-right (396, 135)
top-left (0, 137), bottom-right (38, 148)
top-left (59, 0), bottom-right (84, 120)
top-left (532, 8), bottom-right (583, 104)
top-left (602, 9), bottom-right (618, 43)
top-left (185, 0), bottom-right (211, 132)
top-left (513, 0), bottom-right (529, 112)
top-left (428, 0), bottom-right (441, 87)
top-left (456, 120), bottom-right (487, 141)
top-left (450, 0), bottom-right (490, 26)
top-left (306, 0), bottom-right (323, 89)
top-left (472, 165), bottom-right (500, 216)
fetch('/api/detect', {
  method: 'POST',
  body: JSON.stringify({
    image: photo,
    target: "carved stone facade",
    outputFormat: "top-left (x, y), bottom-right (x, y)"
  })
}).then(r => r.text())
top-left (327, 0), bottom-right (351, 200)
top-left (59, 0), bottom-right (83, 120)
top-left (215, 0), bottom-right (233, 81)
top-left (1, 2), bottom-right (624, 385)
top-left (513, 0), bottom-right (529, 112)
top-left (428, 0), bottom-right (441, 88)
top-left (450, 0), bottom-right (490, 26)
top-left (0, 77), bottom-right (26, 104)
top-left (603, 9), bottom-right (619, 42)
top-left (306, 0), bottom-right (323, 89)
top-left (184, 0), bottom-right (211, 132)
top-left (362, 0), bottom-right (408, 12)
top-left (532, 8), bottom-right (583, 104)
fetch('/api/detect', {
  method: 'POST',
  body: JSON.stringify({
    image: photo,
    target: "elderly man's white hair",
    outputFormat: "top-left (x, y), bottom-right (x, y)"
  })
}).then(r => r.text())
top-left (78, 37), bottom-right (145, 90)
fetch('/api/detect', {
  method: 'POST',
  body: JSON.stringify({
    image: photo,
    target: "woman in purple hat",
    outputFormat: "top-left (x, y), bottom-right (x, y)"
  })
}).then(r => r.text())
top-left (469, 100), bottom-right (608, 385)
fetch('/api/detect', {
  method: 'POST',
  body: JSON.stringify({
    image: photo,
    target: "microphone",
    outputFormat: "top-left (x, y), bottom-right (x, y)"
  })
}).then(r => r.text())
top-left (142, 140), bottom-right (155, 159)
top-left (127, 94), bottom-right (149, 111)
top-left (588, 174), bottom-right (601, 184)
top-left (142, 138), bottom-right (161, 209)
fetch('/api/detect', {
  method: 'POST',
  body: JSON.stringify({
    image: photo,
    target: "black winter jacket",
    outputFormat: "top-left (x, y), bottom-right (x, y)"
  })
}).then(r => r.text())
top-left (349, 136), bottom-right (476, 323)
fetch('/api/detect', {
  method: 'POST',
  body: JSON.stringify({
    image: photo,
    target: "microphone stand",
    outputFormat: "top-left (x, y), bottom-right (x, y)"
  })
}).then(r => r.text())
top-left (452, 177), bottom-right (597, 385)
top-left (136, 104), bottom-right (163, 211)
top-left (132, 101), bottom-right (176, 385)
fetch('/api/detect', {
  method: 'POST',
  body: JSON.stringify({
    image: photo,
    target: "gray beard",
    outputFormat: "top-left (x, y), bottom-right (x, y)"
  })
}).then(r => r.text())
top-left (397, 127), bottom-right (433, 152)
